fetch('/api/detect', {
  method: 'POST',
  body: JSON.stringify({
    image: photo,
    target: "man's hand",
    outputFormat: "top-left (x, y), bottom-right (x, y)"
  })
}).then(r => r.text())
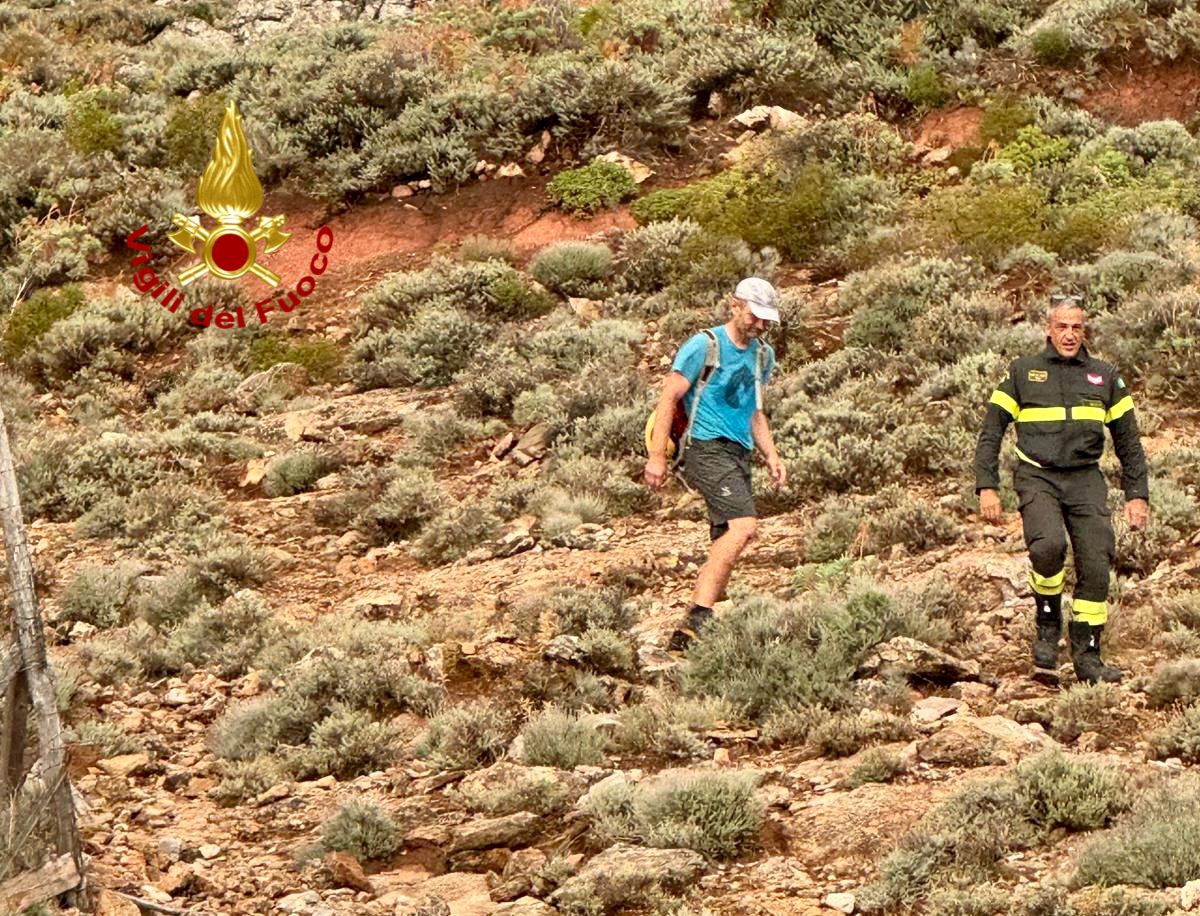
top-left (766, 454), bottom-right (787, 490)
top-left (1125, 497), bottom-right (1149, 531)
top-left (644, 455), bottom-right (668, 489)
top-left (979, 489), bottom-right (1003, 524)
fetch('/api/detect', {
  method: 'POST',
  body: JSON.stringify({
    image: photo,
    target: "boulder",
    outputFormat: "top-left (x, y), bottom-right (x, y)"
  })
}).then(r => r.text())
top-left (550, 844), bottom-right (705, 911)
top-left (917, 715), bottom-right (1054, 768)
top-left (457, 762), bottom-right (586, 815)
top-left (448, 812), bottom-right (541, 853)
top-left (857, 637), bottom-right (981, 684)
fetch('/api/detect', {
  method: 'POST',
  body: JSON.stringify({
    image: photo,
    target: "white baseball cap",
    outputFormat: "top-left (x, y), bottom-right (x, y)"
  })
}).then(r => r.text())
top-left (734, 277), bottom-right (780, 322)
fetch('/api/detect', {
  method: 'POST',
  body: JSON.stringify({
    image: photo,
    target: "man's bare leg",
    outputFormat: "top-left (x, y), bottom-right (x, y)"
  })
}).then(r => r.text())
top-left (693, 516), bottom-right (757, 608)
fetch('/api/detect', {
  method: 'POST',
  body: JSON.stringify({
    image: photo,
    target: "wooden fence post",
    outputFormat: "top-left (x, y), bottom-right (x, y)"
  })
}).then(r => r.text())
top-left (0, 406), bottom-right (85, 906)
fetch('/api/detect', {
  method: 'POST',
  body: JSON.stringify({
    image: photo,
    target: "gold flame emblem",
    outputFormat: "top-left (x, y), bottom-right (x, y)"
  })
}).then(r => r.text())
top-left (168, 100), bottom-right (290, 286)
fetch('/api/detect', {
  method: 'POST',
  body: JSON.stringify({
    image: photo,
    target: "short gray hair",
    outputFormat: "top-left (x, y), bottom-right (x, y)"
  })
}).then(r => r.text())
top-left (1046, 294), bottom-right (1085, 323)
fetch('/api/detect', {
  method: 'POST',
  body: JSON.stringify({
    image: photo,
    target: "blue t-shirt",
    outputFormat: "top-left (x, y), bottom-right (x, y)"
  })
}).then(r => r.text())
top-left (671, 326), bottom-right (775, 450)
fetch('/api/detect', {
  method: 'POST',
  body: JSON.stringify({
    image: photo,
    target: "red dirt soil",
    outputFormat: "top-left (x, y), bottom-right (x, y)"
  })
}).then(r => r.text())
top-left (141, 176), bottom-right (635, 327)
top-left (909, 105), bottom-right (984, 149)
top-left (1082, 59), bottom-right (1200, 126)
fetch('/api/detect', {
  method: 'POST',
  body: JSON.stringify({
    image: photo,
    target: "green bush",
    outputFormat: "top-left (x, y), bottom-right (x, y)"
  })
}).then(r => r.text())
top-left (529, 241), bottom-right (614, 298)
top-left (247, 335), bottom-right (342, 384)
top-left (1149, 702), bottom-right (1200, 763)
top-left (69, 720), bottom-right (144, 757)
top-left (610, 696), bottom-right (731, 761)
top-left (519, 707), bottom-right (607, 768)
top-left (584, 770), bottom-right (763, 860)
top-left (980, 97), bottom-right (1035, 148)
top-left (547, 159), bottom-right (637, 216)
top-left (1013, 749), bottom-right (1127, 831)
top-left (925, 182), bottom-right (1049, 265)
top-left (64, 92), bottom-right (123, 156)
top-left (458, 234), bottom-right (517, 264)
top-left (351, 307), bottom-right (489, 389)
top-left (905, 64), bottom-right (950, 109)
top-left (1074, 775), bottom-right (1200, 888)
top-left (162, 93), bottom-right (227, 171)
top-left (58, 563), bottom-right (141, 630)
top-left (630, 188), bottom-right (693, 225)
top-left (1031, 27), bottom-right (1079, 66)
top-left (318, 800), bottom-right (403, 861)
top-left (1049, 682), bottom-right (1122, 743)
top-left (684, 587), bottom-right (945, 719)
top-left (807, 710), bottom-right (913, 758)
top-left (416, 700), bottom-right (511, 771)
top-left (412, 501), bottom-right (501, 564)
top-left (263, 452), bottom-right (333, 498)
top-left (1146, 659), bottom-right (1200, 708)
top-left (1, 285), bottom-right (85, 365)
top-left (847, 747), bottom-right (906, 788)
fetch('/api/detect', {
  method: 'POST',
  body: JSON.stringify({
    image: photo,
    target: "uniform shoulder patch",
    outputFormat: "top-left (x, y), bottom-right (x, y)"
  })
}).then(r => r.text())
top-left (1028, 369), bottom-right (1048, 382)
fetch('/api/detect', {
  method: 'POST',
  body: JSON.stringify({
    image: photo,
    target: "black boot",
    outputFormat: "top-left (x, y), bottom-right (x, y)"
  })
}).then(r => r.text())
top-left (1068, 620), bottom-right (1122, 684)
top-left (668, 605), bottom-right (713, 652)
top-left (1033, 594), bottom-right (1062, 671)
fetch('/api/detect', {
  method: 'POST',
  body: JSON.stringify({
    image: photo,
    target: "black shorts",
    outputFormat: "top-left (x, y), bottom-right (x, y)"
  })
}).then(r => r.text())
top-left (682, 437), bottom-right (755, 540)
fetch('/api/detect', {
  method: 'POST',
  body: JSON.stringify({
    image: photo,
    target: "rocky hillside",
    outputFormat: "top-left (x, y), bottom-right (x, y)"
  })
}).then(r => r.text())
top-left (6, 1), bottom-right (1200, 915)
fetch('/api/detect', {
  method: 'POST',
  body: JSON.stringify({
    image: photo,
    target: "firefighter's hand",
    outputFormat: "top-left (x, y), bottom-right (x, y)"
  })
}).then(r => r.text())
top-left (766, 454), bottom-right (787, 490)
top-left (644, 455), bottom-right (668, 489)
top-left (979, 489), bottom-right (1003, 524)
top-left (1125, 498), bottom-right (1149, 531)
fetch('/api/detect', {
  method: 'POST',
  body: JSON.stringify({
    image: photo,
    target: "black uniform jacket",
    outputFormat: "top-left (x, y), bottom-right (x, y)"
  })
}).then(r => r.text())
top-left (974, 342), bottom-right (1149, 501)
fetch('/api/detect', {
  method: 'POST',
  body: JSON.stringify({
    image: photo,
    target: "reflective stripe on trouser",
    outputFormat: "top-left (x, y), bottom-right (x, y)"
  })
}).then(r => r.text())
top-left (1014, 463), bottom-right (1115, 626)
top-left (1030, 568), bottom-right (1065, 596)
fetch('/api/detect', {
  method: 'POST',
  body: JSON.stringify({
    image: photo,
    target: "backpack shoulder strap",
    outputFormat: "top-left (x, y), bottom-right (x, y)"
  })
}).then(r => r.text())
top-left (678, 329), bottom-right (720, 461)
top-left (753, 340), bottom-right (772, 411)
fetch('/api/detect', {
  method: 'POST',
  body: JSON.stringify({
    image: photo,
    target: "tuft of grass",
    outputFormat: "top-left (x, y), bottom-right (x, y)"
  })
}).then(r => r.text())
top-left (519, 707), bottom-right (607, 769)
top-left (847, 747), bottom-right (906, 788)
top-left (318, 800), bottom-right (403, 861)
top-left (69, 720), bottom-right (144, 757)
top-left (1049, 682), bottom-right (1122, 743)
top-left (458, 234), bottom-right (517, 264)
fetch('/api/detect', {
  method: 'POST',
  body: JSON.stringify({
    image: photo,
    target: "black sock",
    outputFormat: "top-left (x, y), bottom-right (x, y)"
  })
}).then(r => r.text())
top-left (1035, 593), bottom-right (1062, 622)
top-left (688, 604), bottom-right (713, 617)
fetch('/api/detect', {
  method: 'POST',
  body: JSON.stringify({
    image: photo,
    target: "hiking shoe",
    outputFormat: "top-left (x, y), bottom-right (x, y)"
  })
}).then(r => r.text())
top-left (1033, 615), bottom-right (1061, 671)
top-left (1068, 621), bottom-right (1123, 684)
top-left (667, 606), bottom-right (713, 652)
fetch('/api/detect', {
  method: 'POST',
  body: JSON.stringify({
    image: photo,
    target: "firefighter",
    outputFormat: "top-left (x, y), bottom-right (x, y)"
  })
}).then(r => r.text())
top-left (974, 295), bottom-right (1149, 684)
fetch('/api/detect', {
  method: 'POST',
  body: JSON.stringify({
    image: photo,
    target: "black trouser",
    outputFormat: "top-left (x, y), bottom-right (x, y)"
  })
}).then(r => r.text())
top-left (1014, 462), bottom-right (1115, 625)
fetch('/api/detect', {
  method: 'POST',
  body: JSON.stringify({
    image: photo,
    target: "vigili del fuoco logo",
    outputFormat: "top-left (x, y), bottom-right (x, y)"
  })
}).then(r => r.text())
top-left (125, 100), bottom-right (334, 328)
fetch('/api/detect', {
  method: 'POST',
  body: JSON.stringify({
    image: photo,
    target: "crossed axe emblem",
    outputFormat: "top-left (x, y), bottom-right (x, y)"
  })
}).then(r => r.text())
top-left (168, 214), bottom-right (291, 287)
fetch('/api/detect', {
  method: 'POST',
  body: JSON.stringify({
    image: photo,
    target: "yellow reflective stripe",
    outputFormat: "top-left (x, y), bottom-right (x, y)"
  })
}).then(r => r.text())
top-left (1014, 446), bottom-right (1043, 467)
top-left (1030, 568), bottom-right (1065, 596)
top-left (1071, 405), bottom-right (1106, 422)
top-left (1072, 598), bottom-right (1107, 625)
top-left (1017, 407), bottom-right (1067, 422)
top-left (989, 389), bottom-right (1019, 419)
top-left (1106, 395), bottom-right (1134, 423)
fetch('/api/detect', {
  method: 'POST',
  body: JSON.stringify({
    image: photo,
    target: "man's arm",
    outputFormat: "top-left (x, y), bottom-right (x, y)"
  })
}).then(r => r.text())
top-left (1107, 375), bottom-right (1149, 529)
top-left (975, 366), bottom-right (1018, 521)
top-left (644, 372), bottom-right (691, 488)
top-left (751, 409), bottom-right (785, 489)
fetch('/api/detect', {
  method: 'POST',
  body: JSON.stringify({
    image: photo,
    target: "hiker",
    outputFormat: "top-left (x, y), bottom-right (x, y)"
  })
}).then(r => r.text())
top-left (974, 294), bottom-right (1149, 684)
top-left (643, 277), bottom-right (786, 651)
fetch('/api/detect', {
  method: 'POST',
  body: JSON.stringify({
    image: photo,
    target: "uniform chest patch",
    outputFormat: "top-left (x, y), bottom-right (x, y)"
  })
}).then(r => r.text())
top-left (1028, 369), bottom-right (1048, 382)
top-left (1087, 373), bottom-right (1104, 385)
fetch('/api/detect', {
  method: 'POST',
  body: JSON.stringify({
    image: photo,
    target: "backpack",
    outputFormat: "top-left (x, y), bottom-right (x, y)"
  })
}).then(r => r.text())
top-left (644, 329), bottom-right (770, 467)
